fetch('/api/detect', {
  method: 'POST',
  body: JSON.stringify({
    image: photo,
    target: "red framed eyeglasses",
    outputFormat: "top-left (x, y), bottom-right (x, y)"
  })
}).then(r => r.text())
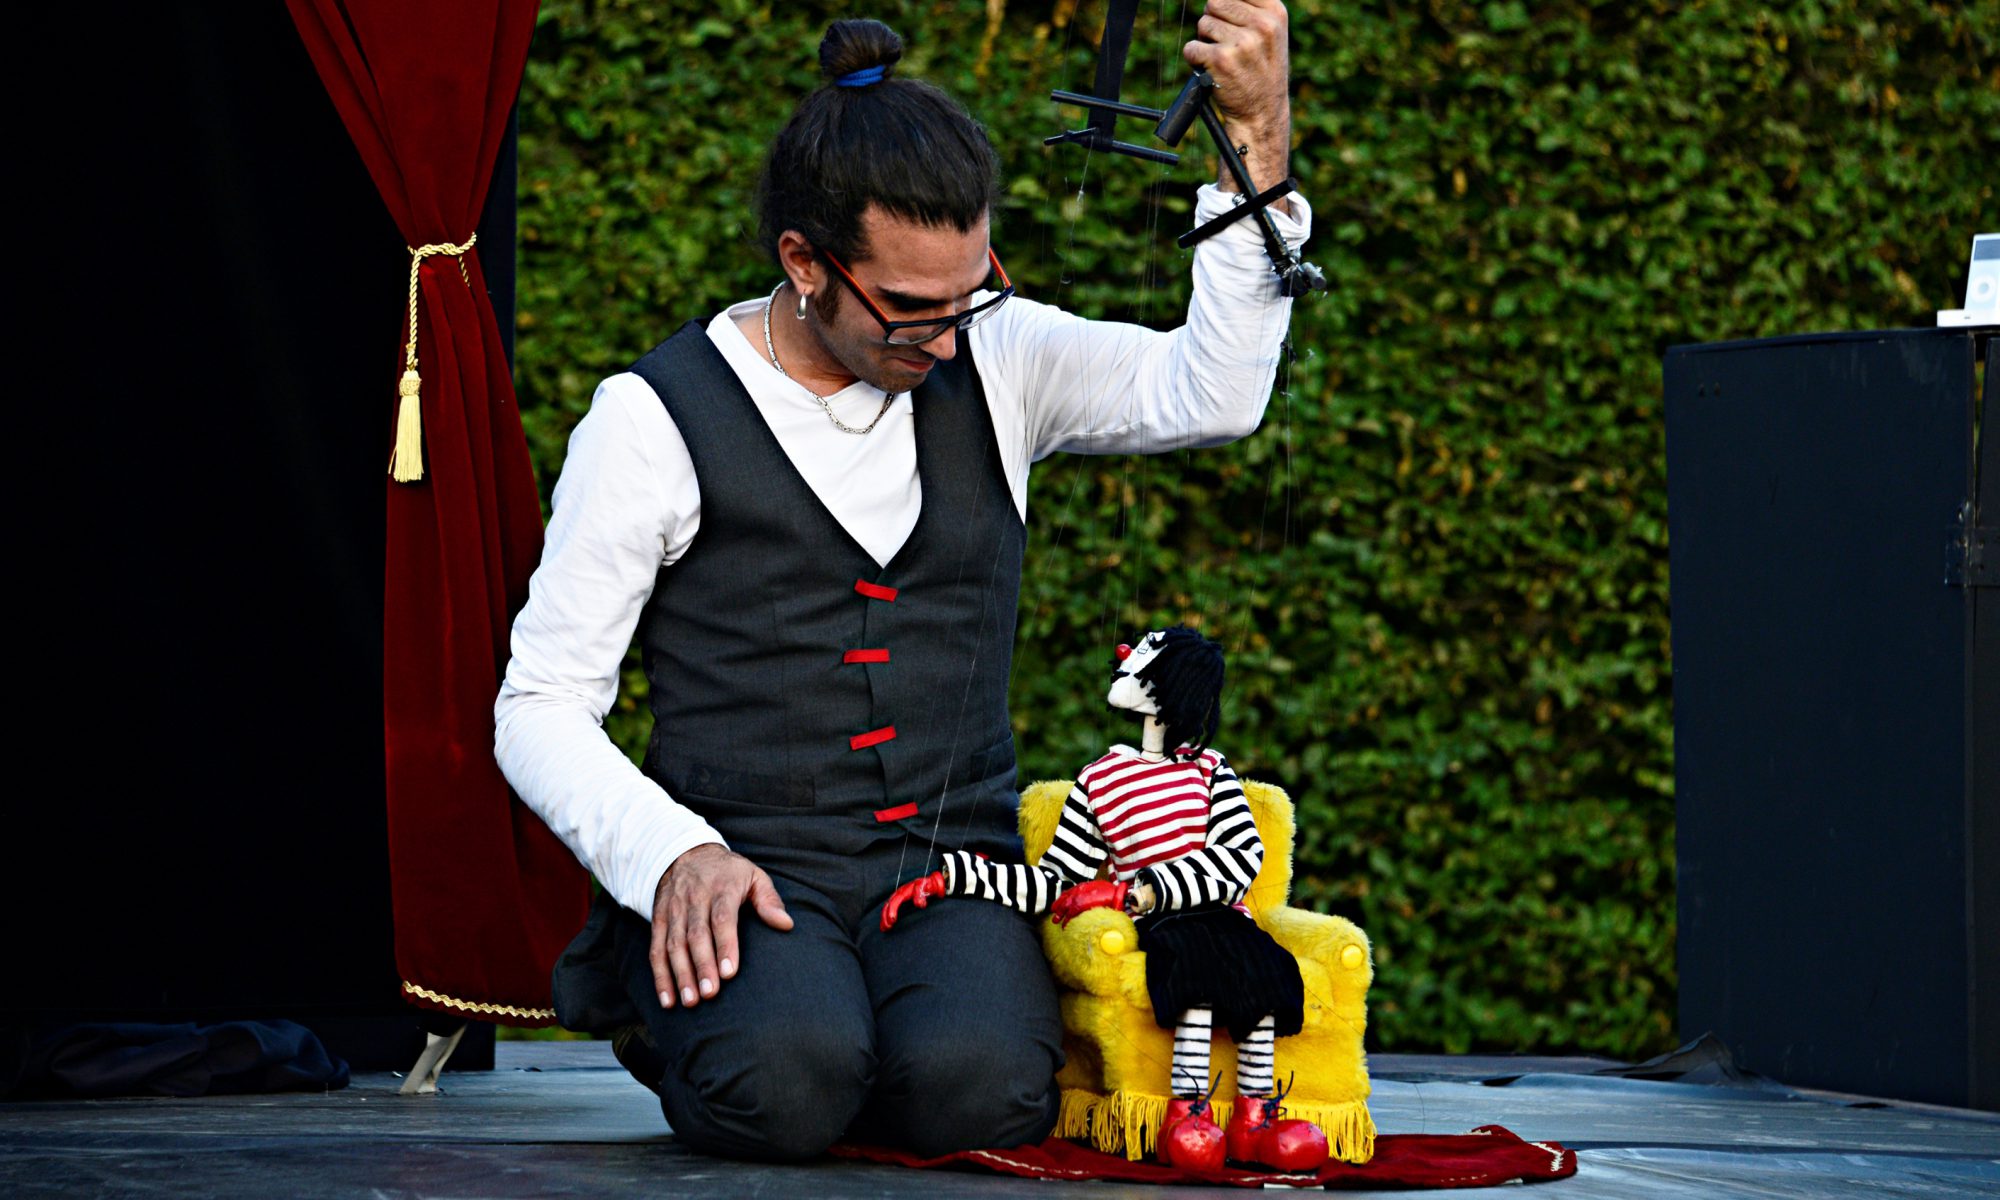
top-left (819, 246), bottom-right (1014, 347)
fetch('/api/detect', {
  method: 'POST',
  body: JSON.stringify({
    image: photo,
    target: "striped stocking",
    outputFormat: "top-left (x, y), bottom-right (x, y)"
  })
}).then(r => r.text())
top-left (1236, 1014), bottom-right (1277, 1097)
top-left (1170, 1007), bottom-right (1214, 1098)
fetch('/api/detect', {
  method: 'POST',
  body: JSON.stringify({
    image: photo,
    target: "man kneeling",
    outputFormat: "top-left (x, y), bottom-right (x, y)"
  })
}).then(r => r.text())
top-left (496, 6), bottom-right (1312, 1161)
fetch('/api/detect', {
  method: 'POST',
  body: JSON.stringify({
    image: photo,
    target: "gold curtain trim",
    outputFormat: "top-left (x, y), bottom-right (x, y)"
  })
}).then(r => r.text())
top-left (401, 977), bottom-right (554, 1022)
top-left (388, 232), bottom-right (477, 483)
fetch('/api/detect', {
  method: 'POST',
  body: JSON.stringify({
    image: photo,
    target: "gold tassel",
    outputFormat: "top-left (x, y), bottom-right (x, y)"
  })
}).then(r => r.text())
top-left (389, 233), bottom-right (477, 484)
top-left (389, 369), bottom-right (425, 482)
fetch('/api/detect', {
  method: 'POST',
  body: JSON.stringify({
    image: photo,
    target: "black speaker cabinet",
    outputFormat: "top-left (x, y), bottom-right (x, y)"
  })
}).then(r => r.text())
top-left (1666, 327), bottom-right (1995, 1110)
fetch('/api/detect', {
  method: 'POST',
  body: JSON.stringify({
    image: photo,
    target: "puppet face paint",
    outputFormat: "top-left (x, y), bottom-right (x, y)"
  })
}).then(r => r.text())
top-left (1107, 629), bottom-right (1167, 714)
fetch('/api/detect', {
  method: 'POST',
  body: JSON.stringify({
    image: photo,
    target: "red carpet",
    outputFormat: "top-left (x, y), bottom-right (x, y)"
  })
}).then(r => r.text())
top-left (832, 1124), bottom-right (1578, 1188)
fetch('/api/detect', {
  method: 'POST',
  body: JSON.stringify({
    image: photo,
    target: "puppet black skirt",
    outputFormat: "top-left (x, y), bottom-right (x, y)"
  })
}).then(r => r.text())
top-left (1136, 907), bottom-right (1304, 1042)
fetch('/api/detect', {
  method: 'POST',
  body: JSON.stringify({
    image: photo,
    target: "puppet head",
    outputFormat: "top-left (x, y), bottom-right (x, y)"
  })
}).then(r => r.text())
top-left (1108, 626), bottom-right (1225, 757)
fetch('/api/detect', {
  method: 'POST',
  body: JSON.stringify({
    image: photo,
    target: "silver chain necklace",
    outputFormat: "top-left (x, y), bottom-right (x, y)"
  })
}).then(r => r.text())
top-left (763, 283), bottom-right (896, 436)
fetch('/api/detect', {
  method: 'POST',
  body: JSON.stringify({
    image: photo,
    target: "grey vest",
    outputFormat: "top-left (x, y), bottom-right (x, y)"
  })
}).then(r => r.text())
top-left (628, 321), bottom-right (1026, 872)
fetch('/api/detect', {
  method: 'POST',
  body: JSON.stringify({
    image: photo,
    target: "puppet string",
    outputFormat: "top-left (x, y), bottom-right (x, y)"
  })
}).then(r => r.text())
top-left (919, 5), bottom-right (1326, 1066)
top-left (904, 0), bottom-right (1107, 886)
top-left (900, 454), bottom-right (1010, 886)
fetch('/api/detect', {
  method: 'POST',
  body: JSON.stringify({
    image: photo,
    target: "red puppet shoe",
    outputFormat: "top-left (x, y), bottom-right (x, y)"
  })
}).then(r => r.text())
top-left (1157, 1096), bottom-right (1226, 1173)
top-left (1225, 1094), bottom-right (1330, 1172)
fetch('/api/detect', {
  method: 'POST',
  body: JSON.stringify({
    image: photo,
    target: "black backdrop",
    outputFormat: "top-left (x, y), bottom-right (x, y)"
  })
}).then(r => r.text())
top-left (9, 4), bottom-right (517, 1070)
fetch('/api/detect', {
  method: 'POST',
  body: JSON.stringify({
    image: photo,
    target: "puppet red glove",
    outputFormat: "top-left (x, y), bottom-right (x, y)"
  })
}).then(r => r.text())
top-left (880, 871), bottom-right (948, 931)
top-left (1050, 879), bottom-right (1130, 926)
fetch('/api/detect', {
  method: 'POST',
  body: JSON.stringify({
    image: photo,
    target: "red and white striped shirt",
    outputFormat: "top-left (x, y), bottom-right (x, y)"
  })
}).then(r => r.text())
top-left (1079, 748), bottom-right (1226, 878)
top-left (942, 745), bottom-right (1263, 917)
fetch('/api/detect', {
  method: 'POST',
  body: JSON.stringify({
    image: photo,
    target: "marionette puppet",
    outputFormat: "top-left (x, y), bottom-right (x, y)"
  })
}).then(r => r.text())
top-left (881, 626), bottom-right (1329, 1173)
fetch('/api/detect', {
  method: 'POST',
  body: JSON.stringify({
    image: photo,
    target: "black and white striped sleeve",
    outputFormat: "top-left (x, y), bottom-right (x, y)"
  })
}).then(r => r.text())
top-left (1040, 779), bottom-right (1114, 883)
top-left (940, 852), bottom-right (1065, 914)
top-left (1137, 754), bottom-right (1264, 912)
top-left (938, 780), bottom-right (1111, 916)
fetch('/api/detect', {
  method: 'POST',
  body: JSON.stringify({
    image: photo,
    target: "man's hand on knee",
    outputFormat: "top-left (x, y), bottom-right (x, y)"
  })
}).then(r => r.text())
top-left (651, 844), bottom-right (793, 1009)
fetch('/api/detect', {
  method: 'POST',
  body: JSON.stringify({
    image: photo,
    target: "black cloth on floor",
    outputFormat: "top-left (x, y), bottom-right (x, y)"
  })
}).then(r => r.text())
top-left (2, 1020), bottom-right (349, 1099)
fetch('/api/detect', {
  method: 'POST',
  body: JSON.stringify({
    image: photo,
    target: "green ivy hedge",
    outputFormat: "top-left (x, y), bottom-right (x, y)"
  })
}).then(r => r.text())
top-left (512, 0), bottom-right (1997, 1057)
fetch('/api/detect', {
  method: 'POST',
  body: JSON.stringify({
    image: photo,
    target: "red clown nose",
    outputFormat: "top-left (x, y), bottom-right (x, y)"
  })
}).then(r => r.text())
top-left (1115, 644), bottom-right (1133, 661)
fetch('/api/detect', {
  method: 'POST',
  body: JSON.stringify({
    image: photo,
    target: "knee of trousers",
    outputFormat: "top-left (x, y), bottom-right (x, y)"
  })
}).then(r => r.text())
top-left (872, 1022), bottom-right (1061, 1156)
top-left (659, 1021), bottom-right (875, 1162)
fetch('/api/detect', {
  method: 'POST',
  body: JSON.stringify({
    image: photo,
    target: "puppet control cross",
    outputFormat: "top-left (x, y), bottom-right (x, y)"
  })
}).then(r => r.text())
top-left (1045, 0), bottom-right (1327, 298)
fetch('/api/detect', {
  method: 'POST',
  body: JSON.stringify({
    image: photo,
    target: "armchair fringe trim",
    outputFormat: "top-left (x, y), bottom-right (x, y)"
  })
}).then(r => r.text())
top-left (1056, 1087), bottom-right (1376, 1164)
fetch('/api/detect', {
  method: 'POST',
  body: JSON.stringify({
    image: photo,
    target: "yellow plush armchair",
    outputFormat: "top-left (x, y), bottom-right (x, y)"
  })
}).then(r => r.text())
top-left (1018, 778), bottom-right (1376, 1163)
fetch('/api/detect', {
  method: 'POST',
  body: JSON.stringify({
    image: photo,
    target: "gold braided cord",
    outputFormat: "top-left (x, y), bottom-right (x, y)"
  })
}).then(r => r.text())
top-left (403, 233), bottom-right (476, 370)
top-left (388, 232), bottom-right (477, 483)
top-left (401, 978), bottom-right (555, 1022)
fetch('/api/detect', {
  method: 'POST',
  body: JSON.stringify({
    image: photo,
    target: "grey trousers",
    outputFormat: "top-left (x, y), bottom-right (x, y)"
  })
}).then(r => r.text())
top-left (605, 864), bottom-right (1065, 1162)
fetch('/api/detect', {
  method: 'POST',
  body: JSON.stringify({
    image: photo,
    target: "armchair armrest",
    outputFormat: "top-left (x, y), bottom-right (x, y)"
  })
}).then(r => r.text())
top-left (1259, 906), bottom-right (1371, 1041)
top-left (1259, 905), bottom-right (1372, 989)
top-left (1040, 907), bottom-right (1151, 1009)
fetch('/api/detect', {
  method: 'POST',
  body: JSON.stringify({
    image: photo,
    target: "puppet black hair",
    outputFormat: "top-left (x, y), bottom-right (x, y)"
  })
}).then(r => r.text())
top-left (1132, 626), bottom-right (1225, 758)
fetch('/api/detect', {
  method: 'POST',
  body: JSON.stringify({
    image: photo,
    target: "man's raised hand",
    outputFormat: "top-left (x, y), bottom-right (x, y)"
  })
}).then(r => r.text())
top-left (1183, 0), bottom-right (1292, 196)
top-left (650, 843), bottom-right (793, 1009)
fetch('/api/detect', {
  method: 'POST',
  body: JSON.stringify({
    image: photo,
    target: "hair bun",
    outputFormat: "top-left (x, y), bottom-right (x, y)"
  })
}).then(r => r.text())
top-left (819, 19), bottom-right (904, 83)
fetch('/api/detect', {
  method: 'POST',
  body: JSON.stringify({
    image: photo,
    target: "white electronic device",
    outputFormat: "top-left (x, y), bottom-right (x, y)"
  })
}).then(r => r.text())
top-left (1937, 232), bottom-right (1999, 327)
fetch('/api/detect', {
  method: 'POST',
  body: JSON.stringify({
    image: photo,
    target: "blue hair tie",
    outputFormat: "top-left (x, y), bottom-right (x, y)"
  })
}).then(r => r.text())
top-left (836, 65), bottom-right (887, 87)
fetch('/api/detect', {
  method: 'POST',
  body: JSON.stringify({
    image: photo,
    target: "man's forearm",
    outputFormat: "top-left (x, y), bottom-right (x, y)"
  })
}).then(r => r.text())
top-left (994, 183), bottom-right (1311, 461)
top-left (1217, 113), bottom-right (1292, 215)
top-left (495, 690), bottom-right (725, 918)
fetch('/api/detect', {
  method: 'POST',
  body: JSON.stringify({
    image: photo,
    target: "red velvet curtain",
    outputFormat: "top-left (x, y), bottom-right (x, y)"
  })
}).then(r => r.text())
top-left (287, 0), bottom-right (585, 1022)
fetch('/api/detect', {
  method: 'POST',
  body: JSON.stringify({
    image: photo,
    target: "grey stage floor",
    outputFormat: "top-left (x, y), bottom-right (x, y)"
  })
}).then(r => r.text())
top-left (3, 1042), bottom-right (1995, 1198)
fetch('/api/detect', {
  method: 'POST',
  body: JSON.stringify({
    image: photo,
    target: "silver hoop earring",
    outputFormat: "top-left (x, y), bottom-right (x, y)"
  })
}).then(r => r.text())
top-left (796, 291), bottom-right (810, 320)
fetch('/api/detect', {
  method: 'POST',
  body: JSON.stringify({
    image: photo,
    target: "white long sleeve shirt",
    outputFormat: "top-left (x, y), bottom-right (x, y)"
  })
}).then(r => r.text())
top-left (496, 184), bottom-right (1311, 921)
